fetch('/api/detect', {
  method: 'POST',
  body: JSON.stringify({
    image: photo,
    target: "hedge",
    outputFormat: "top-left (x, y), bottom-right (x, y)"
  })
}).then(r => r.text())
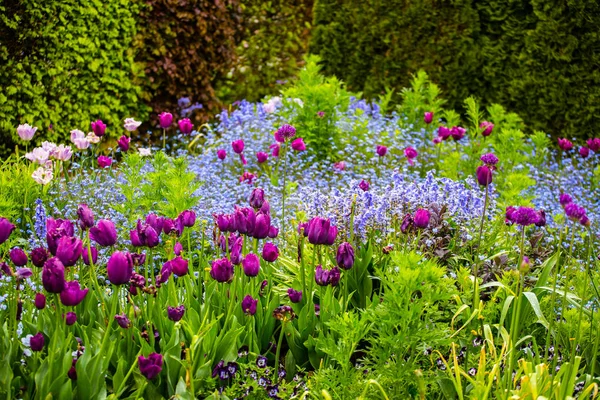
top-left (0, 0), bottom-right (149, 155)
top-left (310, 0), bottom-right (600, 139)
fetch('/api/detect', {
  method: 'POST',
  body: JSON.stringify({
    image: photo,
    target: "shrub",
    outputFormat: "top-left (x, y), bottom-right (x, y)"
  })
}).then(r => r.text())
top-left (0, 0), bottom-right (149, 156)
top-left (310, 0), bottom-right (600, 140)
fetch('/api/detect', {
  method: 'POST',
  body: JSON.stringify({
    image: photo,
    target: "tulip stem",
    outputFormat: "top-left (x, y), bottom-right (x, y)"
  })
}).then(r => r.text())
top-left (87, 230), bottom-right (107, 323)
top-left (281, 145), bottom-right (288, 241)
top-left (273, 320), bottom-right (286, 381)
top-left (473, 184), bottom-right (489, 306)
top-left (162, 129), bottom-right (166, 151)
top-left (299, 236), bottom-right (306, 303)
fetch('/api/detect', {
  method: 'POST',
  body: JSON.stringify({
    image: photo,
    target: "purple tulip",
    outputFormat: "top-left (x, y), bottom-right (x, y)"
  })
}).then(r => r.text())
top-left (145, 214), bottom-right (165, 234)
top-left (0, 217), bottom-right (15, 245)
top-left (232, 140), bottom-right (245, 154)
top-left (167, 305), bottom-right (185, 322)
top-left (169, 256), bottom-right (189, 276)
top-left (261, 242), bottom-right (279, 262)
top-left (30, 333), bottom-right (45, 351)
top-left (156, 262), bottom-right (172, 287)
top-left (90, 219), bottom-right (117, 246)
top-left (480, 121), bottom-right (494, 136)
top-left (288, 288), bottom-right (302, 303)
top-left (270, 143), bottom-right (280, 157)
top-left (451, 126), bottom-right (466, 141)
top-left (42, 257), bottom-right (66, 293)
top-left (97, 155), bottom-right (112, 168)
top-left (46, 218), bottom-right (74, 255)
top-left (376, 145), bottom-right (387, 157)
top-left (178, 118), bottom-right (193, 134)
top-left (438, 126), bottom-right (451, 140)
top-left (359, 179), bottom-right (369, 191)
top-left (558, 138), bottom-right (573, 151)
top-left (329, 266), bottom-right (341, 286)
top-left (29, 247), bottom-right (48, 268)
top-left (159, 112), bottom-right (173, 129)
top-left (476, 165), bottom-right (493, 186)
top-left (404, 146), bottom-right (418, 165)
top-left (505, 206), bottom-right (517, 225)
top-left (0, 262), bottom-right (10, 277)
top-left (268, 226), bottom-right (279, 239)
top-left (115, 314), bottom-right (132, 329)
top-left (291, 138), bottom-right (306, 151)
top-left (138, 353), bottom-right (163, 380)
top-left (257, 151), bottom-right (268, 163)
top-left (424, 111), bottom-right (434, 124)
top-left (565, 203), bottom-right (586, 222)
top-left (35, 293), bottom-right (46, 309)
top-left (15, 268), bottom-right (32, 280)
top-left (77, 204), bottom-right (95, 229)
top-left (174, 242), bottom-right (183, 256)
top-left (217, 149), bottom-right (227, 160)
top-left (307, 217), bottom-right (330, 245)
top-left (535, 210), bottom-right (547, 227)
top-left (253, 212), bottom-right (271, 239)
top-left (107, 251), bottom-right (134, 285)
top-left (82, 246), bottom-right (98, 266)
top-left (91, 120), bottom-right (106, 137)
top-left (65, 312), bottom-right (77, 326)
top-left (230, 235), bottom-right (243, 265)
top-left (117, 135), bottom-right (130, 152)
top-left (249, 188), bottom-right (265, 209)
top-left (210, 258), bottom-right (234, 283)
top-left (10, 248), bottom-right (28, 266)
top-left (214, 213), bottom-right (232, 232)
top-left (56, 236), bottom-right (83, 267)
top-left (242, 253), bottom-right (260, 277)
top-left (241, 295), bottom-right (257, 315)
top-left (559, 193), bottom-right (573, 207)
top-left (587, 138), bottom-right (600, 152)
top-left (178, 210), bottom-right (196, 227)
top-left (336, 242), bottom-right (355, 270)
top-left (60, 281), bottom-right (89, 306)
top-left (580, 146), bottom-right (590, 158)
top-left (315, 265), bottom-right (330, 286)
top-left (414, 209), bottom-right (430, 229)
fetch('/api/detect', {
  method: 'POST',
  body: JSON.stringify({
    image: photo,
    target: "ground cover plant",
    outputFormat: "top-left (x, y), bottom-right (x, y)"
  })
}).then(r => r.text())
top-left (1, 62), bottom-right (600, 399)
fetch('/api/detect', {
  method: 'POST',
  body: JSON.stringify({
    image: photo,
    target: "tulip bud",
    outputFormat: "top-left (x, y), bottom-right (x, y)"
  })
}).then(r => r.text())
top-left (558, 138), bottom-right (573, 151)
top-left (376, 145), bottom-right (387, 157)
top-left (115, 314), bottom-right (132, 329)
top-left (0, 217), bottom-right (15, 245)
top-left (77, 204), bottom-right (95, 229)
top-left (167, 305), bottom-right (185, 322)
top-left (242, 253), bottom-right (260, 277)
top-left (476, 165), bottom-right (493, 186)
top-left (329, 266), bottom-right (341, 286)
top-left (210, 258), bottom-right (234, 283)
top-left (42, 257), bottom-right (66, 293)
top-left (117, 136), bottom-right (130, 152)
top-left (261, 242), bottom-right (279, 262)
top-left (241, 295), bottom-right (258, 315)
top-left (159, 112), bottom-right (173, 129)
top-left (138, 353), bottom-right (163, 380)
top-left (232, 140), bottom-right (245, 154)
top-left (91, 120), bottom-right (106, 137)
top-left (580, 146), bottom-right (590, 158)
top-left (35, 293), bottom-right (46, 309)
top-left (10, 248), bottom-right (28, 266)
top-left (97, 155), bottom-right (112, 168)
top-left (178, 118), bottom-right (193, 134)
top-left (169, 256), bottom-right (189, 276)
top-left (413, 209), bottom-right (430, 229)
top-left (315, 265), bottom-right (330, 286)
top-left (287, 288), bottom-right (302, 303)
top-left (480, 121), bottom-right (494, 136)
top-left (107, 251), bottom-right (134, 285)
top-left (56, 236), bottom-right (83, 267)
top-left (359, 179), bottom-right (369, 191)
top-left (30, 333), bottom-right (45, 351)
top-left (257, 151), bottom-right (268, 163)
top-left (65, 312), bottom-right (77, 326)
top-left (336, 242), bottom-right (355, 270)
top-left (82, 246), bottom-right (98, 265)
top-left (178, 210), bottom-right (196, 227)
top-left (217, 149), bottom-right (227, 160)
top-left (60, 280), bottom-right (89, 306)
top-left (291, 138), bottom-right (306, 151)
top-left (249, 188), bottom-right (265, 209)
top-left (30, 247), bottom-right (49, 268)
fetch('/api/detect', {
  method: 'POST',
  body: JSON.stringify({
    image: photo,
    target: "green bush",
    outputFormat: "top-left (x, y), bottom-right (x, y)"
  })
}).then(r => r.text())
top-left (0, 0), bottom-right (149, 156)
top-left (310, 0), bottom-right (600, 140)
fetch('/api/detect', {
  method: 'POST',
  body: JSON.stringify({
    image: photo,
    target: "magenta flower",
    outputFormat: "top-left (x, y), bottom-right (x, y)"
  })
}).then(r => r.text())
top-left (107, 251), bottom-right (134, 285)
top-left (82, 246), bottom-right (98, 266)
top-left (42, 257), bottom-right (66, 293)
top-left (413, 209), bottom-right (430, 229)
top-left (241, 295), bottom-right (258, 315)
top-left (317, 111), bottom-right (325, 118)
top-left (232, 140), bottom-right (245, 154)
top-left (159, 112), bottom-right (173, 129)
top-left (564, 203), bottom-right (586, 221)
top-left (438, 126), bottom-right (451, 140)
top-left (336, 242), bottom-right (355, 270)
top-left (359, 179), bottom-right (369, 191)
top-left (178, 118), bottom-right (193, 134)
top-left (30, 247), bottom-right (49, 268)
top-left (97, 155), bottom-right (112, 168)
top-left (139, 353), bottom-right (163, 380)
top-left (288, 288), bottom-right (302, 303)
top-left (210, 258), bottom-right (234, 283)
top-left (404, 147), bottom-right (418, 165)
top-left (512, 207), bottom-right (541, 226)
top-left (90, 219), bottom-right (118, 246)
top-left (586, 138), bottom-right (600, 152)
top-left (256, 151), bottom-right (268, 163)
top-left (77, 204), bottom-right (95, 229)
top-left (217, 149), bottom-right (226, 160)
top-left (480, 121), bottom-right (494, 136)
top-left (60, 280), bottom-right (89, 306)
top-left (333, 161), bottom-right (346, 171)
top-left (558, 138), bottom-right (573, 151)
top-left (56, 236), bottom-right (83, 267)
top-left (30, 333), bottom-right (45, 352)
top-left (91, 120), bottom-right (106, 137)
top-left (115, 314), bottom-right (131, 329)
top-left (117, 136), bottom-right (130, 152)
top-left (580, 146), bottom-right (590, 158)
top-left (291, 138), bottom-right (306, 151)
top-left (0, 217), bottom-right (15, 245)
top-left (480, 153), bottom-right (499, 166)
top-left (451, 126), bottom-right (466, 141)
top-left (34, 293), bottom-right (46, 309)
top-left (559, 193), bottom-right (573, 207)
top-left (424, 112), bottom-right (433, 124)
top-left (178, 210), bottom-right (196, 227)
top-left (239, 171), bottom-right (255, 184)
top-left (376, 145), bottom-right (388, 157)
top-left (476, 165), bottom-right (493, 186)
top-left (65, 312), bottom-right (77, 326)
top-left (10, 248), bottom-right (28, 266)
top-left (270, 143), bottom-right (280, 157)
top-left (242, 253), bottom-right (260, 277)
top-left (261, 242), bottom-right (279, 262)
top-left (167, 305), bottom-right (185, 322)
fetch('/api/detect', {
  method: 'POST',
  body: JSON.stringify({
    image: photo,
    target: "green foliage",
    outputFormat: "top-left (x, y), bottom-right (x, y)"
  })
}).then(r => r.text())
top-left (216, 0), bottom-right (313, 104)
top-left (0, 0), bottom-right (149, 156)
top-left (311, 0), bottom-right (600, 140)
top-left (0, 157), bottom-right (44, 225)
top-left (281, 55), bottom-right (353, 159)
top-left (397, 70), bottom-right (445, 129)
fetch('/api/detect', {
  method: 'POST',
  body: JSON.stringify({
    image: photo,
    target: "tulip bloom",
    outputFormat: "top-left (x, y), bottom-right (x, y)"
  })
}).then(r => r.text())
top-left (168, 256), bottom-right (189, 276)
top-left (291, 138), bottom-right (306, 151)
top-left (558, 138), bottom-right (573, 151)
top-left (0, 217), bottom-right (15, 245)
top-left (413, 209), bottom-right (430, 229)
top-left (359, 180), bottom-right (369, 191)
top-left (56, 236), bottom-right (83, 267)
top-left (217, 149), bottom-right (227, 160)
top-left (241, 295), bottom-right (258, 315)
top-left (404, 147), bottom-right (418, 165)
top-left (580, 146), bottom-right (590, 158)
top-left (32, 167), bottom-right (53, 185)
top-left (82, 246), bottom-right (98, 265)
top-left (91, 120), bottom-right (106, 137)
top-left (210, 258), bottom-right (234, 283)
top-left (232, 140), bottom-right (245, 154)
top-left (261, 242), bottom-right (279, 262)
top-left (336, 242), bottom-right (355, 270)
top-left (178, 210), bottom-right (196, 227)
top-left (253, 212), bottom-right (271, 239)
top-left (424, 112), bottom-right (433, 124)
top-left (115, 314), bottom-right (132, 329)
top-left (30, 247), bottom-right (49, 268)
top-left (438, 126), bottom-right (451, 140)
top-left (90, 219), bottom-right (117, 246)
top-left (117, 136), bottom-right (130, 152)
top-left (586, 138), bottom-right (600, 152)
top-left (242, 253), bottom-right (260, 277)
top-left (138, 353), bottom-right (163, 380)
top-left (376, 145), bottom-right (387, 157)
top-left (17, 124), bottom-right (37, 141)
top-left (257, 151), bottom-right (268, 163)
top-left (315, 265), bottom-right (330, 286)
top-left (107, 251), bottom-right (134, 285)
top-left (77, 204), bottom-right (95, 229)
top-left (249, 188), bottom-right (265, 209)
top-left (97, 156), bottom-right (112, 168)
top-left (480, 121), bottom-right (494, 136)
top-left (10, 248), bottom-right (28, 266)
top-left (178, 118), bottom-right (193, 134)
top-left (42, 257), bottom-right (66, 293)
top-left (60, 281), bottom-right (89, 306)
top-left (451, 126), bottom-right (466, 141)
top-left (476, 165), bottom-right (493, 186)
top-left (167, 305), bottom-right (185, 322)
top-left (159, 112), bottom-right (173, 129)
top-left (288, 288), bottom-right (302, 303)
top-left (34, 293), bottom-right (46, 309)
top-left (30, 333), bottom-right (45, 352)
top-left (65, 312), bottom-right (77, 326)
top-left (306, 217), bottom-right (338, 245)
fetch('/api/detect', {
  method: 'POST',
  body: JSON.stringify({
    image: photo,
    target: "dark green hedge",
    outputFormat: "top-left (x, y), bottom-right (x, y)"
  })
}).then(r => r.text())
top-left (0, 0), bottom-right (149, 154)
top-left (310, 0), bottom-right (600, 139)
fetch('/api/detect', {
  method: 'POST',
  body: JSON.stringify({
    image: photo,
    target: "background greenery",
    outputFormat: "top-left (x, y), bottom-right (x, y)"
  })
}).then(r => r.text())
top-left (311, 0), bottom-right (600, 140)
